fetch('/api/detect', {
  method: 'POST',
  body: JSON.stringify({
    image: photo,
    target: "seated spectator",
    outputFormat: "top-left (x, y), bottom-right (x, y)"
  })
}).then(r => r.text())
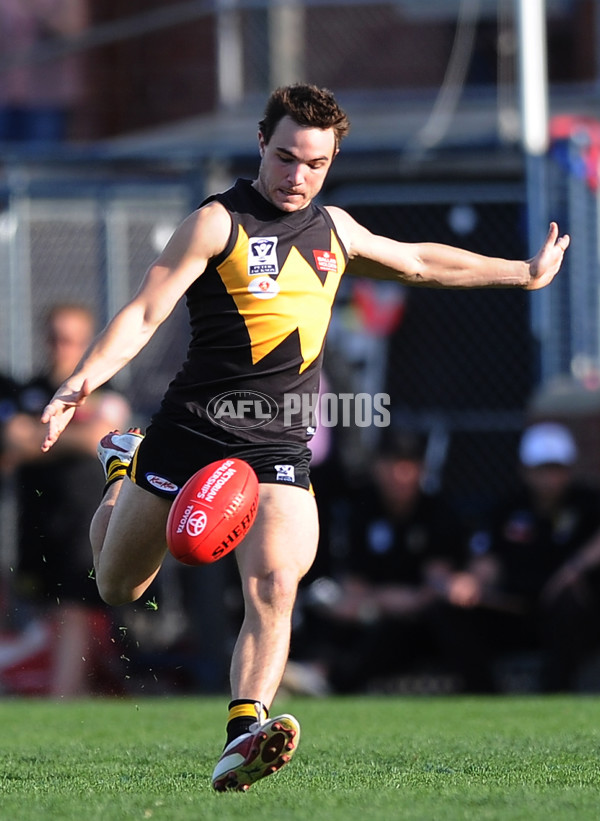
top-left (285, 429), bottom-right (469, 694)
top-left (447, 422), bottom-right (600, 692)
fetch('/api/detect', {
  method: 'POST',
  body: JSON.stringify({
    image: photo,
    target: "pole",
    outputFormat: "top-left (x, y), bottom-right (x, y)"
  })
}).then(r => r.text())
top-left (515, 0), bottom-right (553, 381)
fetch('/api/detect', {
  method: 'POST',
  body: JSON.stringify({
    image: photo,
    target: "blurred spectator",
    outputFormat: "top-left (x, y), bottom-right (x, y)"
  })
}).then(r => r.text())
top-left (19, 302), bottom-right (95, 417)
top-left (0, 0), bottom-right (88, 144)
top-left (11, 390), bottom-right (132, 697)
top-left (285, 429), bottom-right (469, 695)
top-left (446, 422), bottom-right (600, 692)
top-left (0, 373), bottom-right (20, 427)
top-left (2, 303), bottom-right (96, 631)
top-left (0, 377), bottom-right (35, 633)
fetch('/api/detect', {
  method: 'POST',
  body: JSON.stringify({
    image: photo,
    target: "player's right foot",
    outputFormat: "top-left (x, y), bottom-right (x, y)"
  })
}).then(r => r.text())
top-left (212, 713), bottom-right (300, 792)
top-left (97, 428), bottom-right (144, 479)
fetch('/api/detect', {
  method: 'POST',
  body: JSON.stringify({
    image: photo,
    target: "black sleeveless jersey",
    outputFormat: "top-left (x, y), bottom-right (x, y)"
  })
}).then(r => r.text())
top-left (158, 178), bottom-right (348, 444)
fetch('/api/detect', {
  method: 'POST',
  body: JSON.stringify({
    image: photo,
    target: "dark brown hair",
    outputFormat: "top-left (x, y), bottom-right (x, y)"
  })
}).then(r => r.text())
top-left (258, 84), bottom-right (350, 149)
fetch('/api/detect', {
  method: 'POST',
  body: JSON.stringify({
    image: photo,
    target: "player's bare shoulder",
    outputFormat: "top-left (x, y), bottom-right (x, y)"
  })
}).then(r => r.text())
top-left (158, 199), bottom-right (232, 270)
top-left (187, 199), bottom-right (233, 260)
top-left (324, 205), bottom-right (371, 261)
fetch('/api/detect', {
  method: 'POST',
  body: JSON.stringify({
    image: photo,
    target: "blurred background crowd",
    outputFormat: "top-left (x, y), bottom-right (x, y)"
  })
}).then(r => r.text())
top-left (2, 0), bottom-right (600, 699)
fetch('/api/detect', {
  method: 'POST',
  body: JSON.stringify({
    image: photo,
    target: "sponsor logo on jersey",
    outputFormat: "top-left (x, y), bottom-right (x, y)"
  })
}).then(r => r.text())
top-left (145, 473), bottom-right (179, 493)
top-left (248, 276), bottom-right (280, 299)
top-left (248, 236), bottom-right (279, 276)
top-left (313, 250), bottom-right (338, 273)
top-left (275, 464), bottom-right (295, 483)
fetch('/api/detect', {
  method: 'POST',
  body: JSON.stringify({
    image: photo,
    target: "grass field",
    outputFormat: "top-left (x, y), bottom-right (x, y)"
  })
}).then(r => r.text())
top-left (1, 695), bottom-right (600, 820)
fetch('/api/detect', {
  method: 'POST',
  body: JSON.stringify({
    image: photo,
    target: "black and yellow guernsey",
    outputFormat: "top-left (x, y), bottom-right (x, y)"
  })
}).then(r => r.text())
top-left (158, 178), bottom-right (349, 444)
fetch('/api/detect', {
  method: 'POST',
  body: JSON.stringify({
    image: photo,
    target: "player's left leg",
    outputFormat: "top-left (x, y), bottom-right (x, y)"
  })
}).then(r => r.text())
top-left (212, 482), bottom-right (318, 791)
top-left (232, 482), bottom-right (319, 705)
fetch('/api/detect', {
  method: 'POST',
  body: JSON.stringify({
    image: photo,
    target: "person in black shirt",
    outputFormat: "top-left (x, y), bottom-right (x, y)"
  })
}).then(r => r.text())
top-left (447, 422), bottom-right (600, 692)
top-left (286, 430), bottom-right (468, 693)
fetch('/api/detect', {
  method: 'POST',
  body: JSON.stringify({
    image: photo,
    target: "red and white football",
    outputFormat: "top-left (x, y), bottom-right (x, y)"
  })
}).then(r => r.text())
top-left (166, 458), bottom-right (259, 566)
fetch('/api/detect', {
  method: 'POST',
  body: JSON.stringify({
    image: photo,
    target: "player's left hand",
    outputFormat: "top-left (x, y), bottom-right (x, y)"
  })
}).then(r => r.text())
top-left (525, 222), bottom-right (570, 291)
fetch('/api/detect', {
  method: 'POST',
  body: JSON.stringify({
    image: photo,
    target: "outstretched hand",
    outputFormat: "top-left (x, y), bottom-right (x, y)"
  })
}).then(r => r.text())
top-left (40, 379), bottom-right (91, 452)
top-left (525, 222), bottom-right (570, 291)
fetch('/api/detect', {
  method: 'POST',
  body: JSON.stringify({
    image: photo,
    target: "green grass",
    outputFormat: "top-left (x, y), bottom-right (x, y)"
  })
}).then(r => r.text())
top-left (1, 695), bottom-right (600, 820)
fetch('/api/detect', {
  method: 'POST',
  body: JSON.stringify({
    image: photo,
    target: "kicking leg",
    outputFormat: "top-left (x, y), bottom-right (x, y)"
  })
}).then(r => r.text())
top-left (90, 428), bottom-right (170, 605)
top-left (90, 477), bottom-right (171, 605)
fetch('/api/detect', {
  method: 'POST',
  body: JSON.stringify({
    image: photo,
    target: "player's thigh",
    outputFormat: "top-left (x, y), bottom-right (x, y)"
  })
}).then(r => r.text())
top-left (100, 477), bottom-right (171, 587)
top-left (235, 483), bottom-right (319, 583)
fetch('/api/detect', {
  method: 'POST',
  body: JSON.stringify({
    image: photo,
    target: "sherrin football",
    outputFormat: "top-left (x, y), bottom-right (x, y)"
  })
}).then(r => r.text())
top-left (166, 458), bottom-right (259, 565)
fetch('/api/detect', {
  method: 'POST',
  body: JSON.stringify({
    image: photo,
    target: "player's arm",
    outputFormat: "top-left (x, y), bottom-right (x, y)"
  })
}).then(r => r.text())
top-left (326, 207), bottom-right (569, 290)
top-left (41, 201), bottom-right (231, 451)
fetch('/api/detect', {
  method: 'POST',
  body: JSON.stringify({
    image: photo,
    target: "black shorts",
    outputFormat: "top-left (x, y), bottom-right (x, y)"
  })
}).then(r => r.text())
top-left (128, 419), bottom-right (313, 500)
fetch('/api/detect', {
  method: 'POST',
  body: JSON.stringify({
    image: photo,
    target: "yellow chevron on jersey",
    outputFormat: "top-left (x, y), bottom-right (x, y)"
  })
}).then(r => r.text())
top-left (217, 224), bottom-right (345, 373)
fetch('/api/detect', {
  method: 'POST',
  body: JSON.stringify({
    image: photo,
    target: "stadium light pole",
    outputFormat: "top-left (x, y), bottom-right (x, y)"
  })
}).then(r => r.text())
top-left (515, 0), bottom-right (553, 382)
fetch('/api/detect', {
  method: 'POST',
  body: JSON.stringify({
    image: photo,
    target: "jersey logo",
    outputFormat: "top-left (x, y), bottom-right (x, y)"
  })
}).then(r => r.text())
top-left (313, 250), bottom-right (338, 273)
top-left (248, 236), bottom-right (279, 276)
top-left (218, 227), bottom-right (345, 373)
top-left (248, 276), bottom-right (280, 299)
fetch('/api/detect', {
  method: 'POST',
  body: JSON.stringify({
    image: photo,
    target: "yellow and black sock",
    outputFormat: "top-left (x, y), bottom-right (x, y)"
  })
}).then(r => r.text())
top-left (102, 459), bottom-right (128, 496)
top-left (226, 699), bottom-right (268, 744)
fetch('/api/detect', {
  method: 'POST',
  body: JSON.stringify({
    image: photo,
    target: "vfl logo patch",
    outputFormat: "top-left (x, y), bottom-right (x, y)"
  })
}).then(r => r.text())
top-left (248, 276), bottom-right (280, 300)
top-left (249, 236), bottom-right (279, 276)
top-left (145, 473), bottom-right (179, 493)
top-left (313, 250), bottom-right (338, 273)
top-left (275, 464), bottom-right (295, 483)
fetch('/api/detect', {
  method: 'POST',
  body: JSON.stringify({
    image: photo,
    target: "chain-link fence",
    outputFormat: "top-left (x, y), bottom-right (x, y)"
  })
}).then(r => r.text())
top-left (0, 163), bottom-right (198, 419)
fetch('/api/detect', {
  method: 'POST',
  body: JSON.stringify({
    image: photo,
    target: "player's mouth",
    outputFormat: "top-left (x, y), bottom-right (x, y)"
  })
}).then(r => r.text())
top-left (278, 188), bottom-right (306, 208)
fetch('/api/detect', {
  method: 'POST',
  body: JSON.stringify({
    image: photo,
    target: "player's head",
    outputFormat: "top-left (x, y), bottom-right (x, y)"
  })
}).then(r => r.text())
top-left (259, 84), bottom-right (350, 151)
top-left (254, 85), bottom-right (350, 212)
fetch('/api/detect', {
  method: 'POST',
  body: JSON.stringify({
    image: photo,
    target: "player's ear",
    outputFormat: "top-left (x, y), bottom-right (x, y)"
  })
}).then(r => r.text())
top-left (258, 131), bottom-right (266, 158)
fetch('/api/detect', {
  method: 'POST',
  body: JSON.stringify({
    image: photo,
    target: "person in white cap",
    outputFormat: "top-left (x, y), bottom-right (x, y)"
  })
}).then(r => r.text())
top-left (443, 422), bottom-right (600, 692)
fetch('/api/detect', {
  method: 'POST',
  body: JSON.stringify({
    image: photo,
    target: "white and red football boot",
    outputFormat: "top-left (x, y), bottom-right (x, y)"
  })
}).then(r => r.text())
top-left (212, 711), bottom-right (300, 792)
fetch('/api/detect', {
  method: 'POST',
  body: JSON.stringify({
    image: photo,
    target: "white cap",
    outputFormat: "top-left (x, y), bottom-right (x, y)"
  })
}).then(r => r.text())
top-left (519, 422), bottom-right (577, 468)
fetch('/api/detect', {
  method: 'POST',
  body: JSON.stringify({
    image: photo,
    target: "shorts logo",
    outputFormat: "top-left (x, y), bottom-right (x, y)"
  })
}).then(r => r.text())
top-left (145, 473), bottom-right (179, 493)
top-left (248, 236), bottom-right (279, 276)
top-left (275, 464), bottom-right (295, 483)
top-left (248, 276), bottom-right (280, 300)
top-left (313, 250), bottom-right (338, 273)
top-left (186, 509), bottom-right (208, 537)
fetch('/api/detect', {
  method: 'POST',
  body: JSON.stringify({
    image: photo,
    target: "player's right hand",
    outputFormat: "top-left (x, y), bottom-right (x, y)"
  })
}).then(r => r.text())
top-left (40, 379), bottom-right (90, 452)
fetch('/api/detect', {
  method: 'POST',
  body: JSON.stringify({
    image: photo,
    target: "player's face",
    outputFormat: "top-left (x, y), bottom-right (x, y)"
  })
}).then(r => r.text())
top-left (254, 116), bottom-right (337, 212)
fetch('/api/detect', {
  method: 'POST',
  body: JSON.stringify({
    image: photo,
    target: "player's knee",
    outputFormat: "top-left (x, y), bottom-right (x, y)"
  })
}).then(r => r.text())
top-left (252, 567), bottom-right (300, 615)
top-left (96, 573), bottom-right (138, 607)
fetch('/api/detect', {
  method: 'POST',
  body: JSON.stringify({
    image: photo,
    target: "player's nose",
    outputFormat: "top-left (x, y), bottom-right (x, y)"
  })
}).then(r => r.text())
top-left (286, 163), bottom-right (305, 186)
